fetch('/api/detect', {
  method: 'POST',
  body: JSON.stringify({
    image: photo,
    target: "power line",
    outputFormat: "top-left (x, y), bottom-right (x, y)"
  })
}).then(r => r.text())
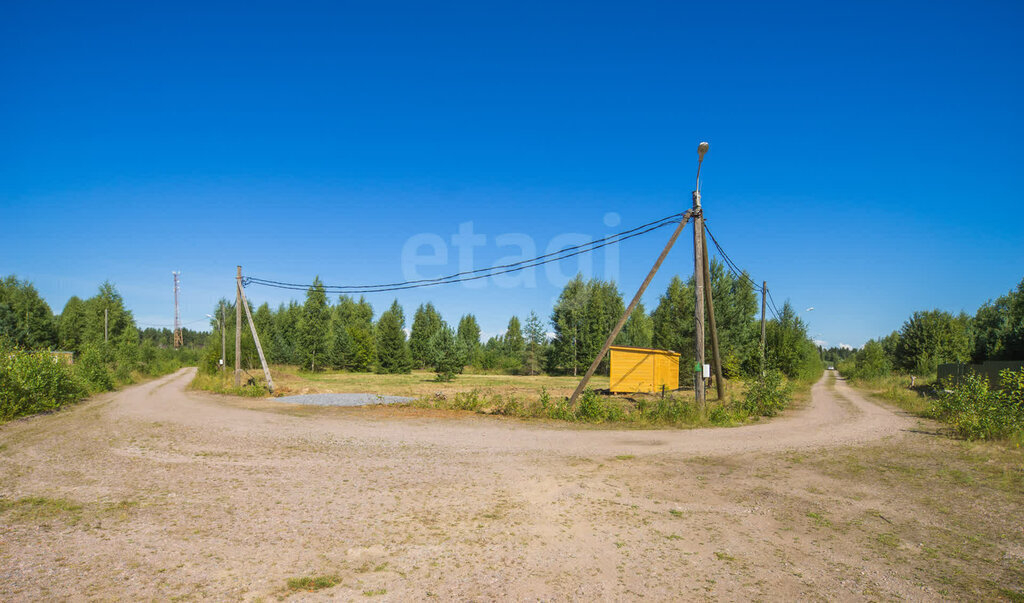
top-left (702, 223), bottom-right (763, 293)
top-left (704, 222), bottom-right (790, 321)
top-left (243, 211), bottom-right (688, 294)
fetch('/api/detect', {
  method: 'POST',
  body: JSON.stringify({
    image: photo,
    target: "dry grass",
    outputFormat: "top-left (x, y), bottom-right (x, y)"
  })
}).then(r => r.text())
top-left (269, 365), bottom-right (609, 398)
top-left (847, 373), bottom-right (935, 415)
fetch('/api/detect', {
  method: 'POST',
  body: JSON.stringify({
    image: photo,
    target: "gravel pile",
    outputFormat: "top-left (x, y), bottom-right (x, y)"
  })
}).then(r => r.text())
top-left (274, 393), bottom-right (413, 407)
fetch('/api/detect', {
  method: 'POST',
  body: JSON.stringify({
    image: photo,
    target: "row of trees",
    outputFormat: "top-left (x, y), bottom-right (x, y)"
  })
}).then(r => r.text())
top-left (0, 275), bottom-right (203, 387)
top-left (843, 277), bottom-right (1024, 379)
top-left (217, 258), bottom-right (821, 383)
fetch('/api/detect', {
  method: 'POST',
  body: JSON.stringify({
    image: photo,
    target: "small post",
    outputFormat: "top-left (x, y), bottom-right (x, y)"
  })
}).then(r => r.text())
top-left (235, 266), bottom-right (242, 387)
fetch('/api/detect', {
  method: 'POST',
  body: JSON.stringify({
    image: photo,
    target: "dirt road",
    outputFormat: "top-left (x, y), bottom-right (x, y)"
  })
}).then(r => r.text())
top-left (2, 370), bottom-right (1021, 600)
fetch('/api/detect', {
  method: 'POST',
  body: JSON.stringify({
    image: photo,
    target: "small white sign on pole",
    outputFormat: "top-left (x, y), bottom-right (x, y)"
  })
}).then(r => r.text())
top-left (702, 364), bottom-right (711, 379)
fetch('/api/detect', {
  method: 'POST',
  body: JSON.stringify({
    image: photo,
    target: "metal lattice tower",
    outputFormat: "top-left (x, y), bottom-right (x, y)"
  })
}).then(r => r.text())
top-left (173, 271), bottom-right (183, 349)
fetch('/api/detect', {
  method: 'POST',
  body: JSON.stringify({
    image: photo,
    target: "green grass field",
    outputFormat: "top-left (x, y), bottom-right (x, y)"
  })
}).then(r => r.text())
top-left (268, 366), bottom-right (610, 399)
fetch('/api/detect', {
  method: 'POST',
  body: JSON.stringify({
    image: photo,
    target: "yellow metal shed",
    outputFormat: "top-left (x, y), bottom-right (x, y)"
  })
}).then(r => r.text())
top-left (609, 346), bottom-right (680, 394)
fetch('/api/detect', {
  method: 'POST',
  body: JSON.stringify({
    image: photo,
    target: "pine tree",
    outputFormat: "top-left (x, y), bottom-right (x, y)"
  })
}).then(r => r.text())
top-left (652, 275), bottom-right (696, 380)
top-left (430, 323), bottom-right (464, 381)
top-left (409, 303), bottom-right (442, 368)
top-left (457, 314), bottom-right (481, 365)
top-left (329, 323), bottom-right (354, 369)
top-left (376, 300), bottom-right (410, 374)
top-left (298, 276), bottom-right (331, 372)
top-left (348, 326), bottom-right (376, 371)
top-left (503, 316), bottom-right (525, 371)
top-left (332, 295), bottom-right (375, 371)
top-left (523, 311), bottom-right (547, 375)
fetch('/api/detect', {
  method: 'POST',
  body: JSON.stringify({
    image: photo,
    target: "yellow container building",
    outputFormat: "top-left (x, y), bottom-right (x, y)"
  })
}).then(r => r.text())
top-left (608, 346), bottom-right (680, 394)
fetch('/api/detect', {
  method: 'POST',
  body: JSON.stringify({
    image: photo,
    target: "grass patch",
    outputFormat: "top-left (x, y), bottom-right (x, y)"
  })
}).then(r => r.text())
top-left (614, 454), bottom-right (636, 461)
top-left (847, 373), bottom-right (935, 415)
top-left (0, 496), bottom-right (84, 523)
top-left (189, 372), bottom-right (269, 398)
top-left (363, 588), bottom-right (387, 596)
top-left (714, 551), bottom-right (735, 561)
top-left (286, 575), bottom-right (341, 592)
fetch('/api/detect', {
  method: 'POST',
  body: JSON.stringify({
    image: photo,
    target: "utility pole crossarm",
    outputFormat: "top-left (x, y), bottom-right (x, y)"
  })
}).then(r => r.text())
top-left (567, 209), bottom-right (694, 406)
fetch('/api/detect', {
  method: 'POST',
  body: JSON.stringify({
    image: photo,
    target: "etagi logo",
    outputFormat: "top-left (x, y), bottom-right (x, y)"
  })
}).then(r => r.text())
top-left (400, 213), bottom-right (623, 289)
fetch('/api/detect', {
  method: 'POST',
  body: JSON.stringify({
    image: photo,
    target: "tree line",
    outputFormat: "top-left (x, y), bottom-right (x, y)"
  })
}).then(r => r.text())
top-left (842, 277), bottom-right (1024, 380)
top-left (213, 258), bottom-right (822, 384)
top-left (1, 275), bottom-right (205, 420)
top-left (0, 275), bottom-right (203, 389)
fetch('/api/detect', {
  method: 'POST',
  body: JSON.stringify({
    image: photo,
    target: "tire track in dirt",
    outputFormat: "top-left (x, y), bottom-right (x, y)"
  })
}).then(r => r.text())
top-left (121, 368), bottom-right (913, 458)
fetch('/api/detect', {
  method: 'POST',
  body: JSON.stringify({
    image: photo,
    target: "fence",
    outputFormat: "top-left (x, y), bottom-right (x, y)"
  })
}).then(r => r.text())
top-left (937, 360), bottom-right (1024, 390)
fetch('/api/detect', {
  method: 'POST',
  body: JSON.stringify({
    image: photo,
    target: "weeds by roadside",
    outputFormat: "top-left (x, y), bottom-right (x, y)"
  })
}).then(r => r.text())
top-left (188, 372), bottom-right (268, 398)
top-left (408, 375), bottom-right (807, 428)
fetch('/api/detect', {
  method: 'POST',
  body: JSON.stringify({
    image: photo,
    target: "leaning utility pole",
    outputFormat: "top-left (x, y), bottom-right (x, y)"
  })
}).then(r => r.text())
top-left (235, 266), bottom-right (242, 387)
top-left (172, 271), bottom-right (183, 349)
top-left (701, 225), bottom-right (724, 401)
top-left (760, 280), bottom-right (767, 372)
top-left (567, 209), bottom-right (693, 406)
top-left (236, 272), bottom-right (275, 393)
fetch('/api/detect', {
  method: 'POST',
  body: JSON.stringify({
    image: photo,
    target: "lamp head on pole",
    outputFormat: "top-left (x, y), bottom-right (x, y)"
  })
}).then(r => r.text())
top-left (695, 141), bottom-right (710, 194)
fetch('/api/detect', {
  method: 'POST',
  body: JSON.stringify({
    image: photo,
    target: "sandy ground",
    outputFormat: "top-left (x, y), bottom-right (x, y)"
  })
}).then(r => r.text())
top-left (1, 370), bottom-right (1022, 601)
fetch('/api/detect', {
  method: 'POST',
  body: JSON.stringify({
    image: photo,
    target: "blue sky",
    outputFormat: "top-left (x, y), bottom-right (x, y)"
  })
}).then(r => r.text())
top-left (1, 1), bottom-right (1022, 346)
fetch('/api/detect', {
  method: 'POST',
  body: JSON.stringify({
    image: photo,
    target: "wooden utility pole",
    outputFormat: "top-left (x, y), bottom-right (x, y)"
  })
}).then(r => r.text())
top-left (700, 225), bottom-right (724, 401)
top-left (760, 280), bottom-right (767, 372)
top-left (104, 308), bottom-right (108, 343)
top-left (568, 210), bottom-right (694, 406)
top-left (692, 190), bottom-right (706, 409)
top-left (220, 302), bottom-right (226, 372)
top-left (235, 266), bottom-right (242, 387)
top-left (236, 278), bottom-right (275, 393)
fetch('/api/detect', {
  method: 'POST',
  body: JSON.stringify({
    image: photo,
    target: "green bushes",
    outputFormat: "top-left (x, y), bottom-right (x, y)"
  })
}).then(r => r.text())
top-left (931, 368), bottom-right (1024, 441)
top-left (741, 369), bottom-right (791, 417)
top-left (75, 344), bottom-right (114, 392)
top-left (188, 373), bottom-right (268, 397)
top-left (1, 342), bottom-right (87, 421)
top-left (412, 386), bottom-right (758, 427)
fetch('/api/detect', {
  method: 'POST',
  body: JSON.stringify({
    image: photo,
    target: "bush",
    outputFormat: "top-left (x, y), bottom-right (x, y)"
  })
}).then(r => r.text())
top-left (1, 341), bottom-right (87, 421)
top-left (741, 369), bottom-right (791, 417)
top-left (575, 389), bottom-right (626, 423)
top-left (931, 368), bottom-right (1024, 441)
top-left (73, 343), bottom-right (114, 392)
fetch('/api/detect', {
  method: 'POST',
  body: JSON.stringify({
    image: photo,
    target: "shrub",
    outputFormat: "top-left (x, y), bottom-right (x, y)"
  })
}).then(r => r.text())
top-left (1, 341), bottom-right (87, 421)
top-left (74, 344), bottom-right (114, 392)
top-left (931, 368), bottom-right (1024, 440)
top-left (741, 369), bottom-right (790, 417)
top-left (575, 390), bottom-right (626, 423)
